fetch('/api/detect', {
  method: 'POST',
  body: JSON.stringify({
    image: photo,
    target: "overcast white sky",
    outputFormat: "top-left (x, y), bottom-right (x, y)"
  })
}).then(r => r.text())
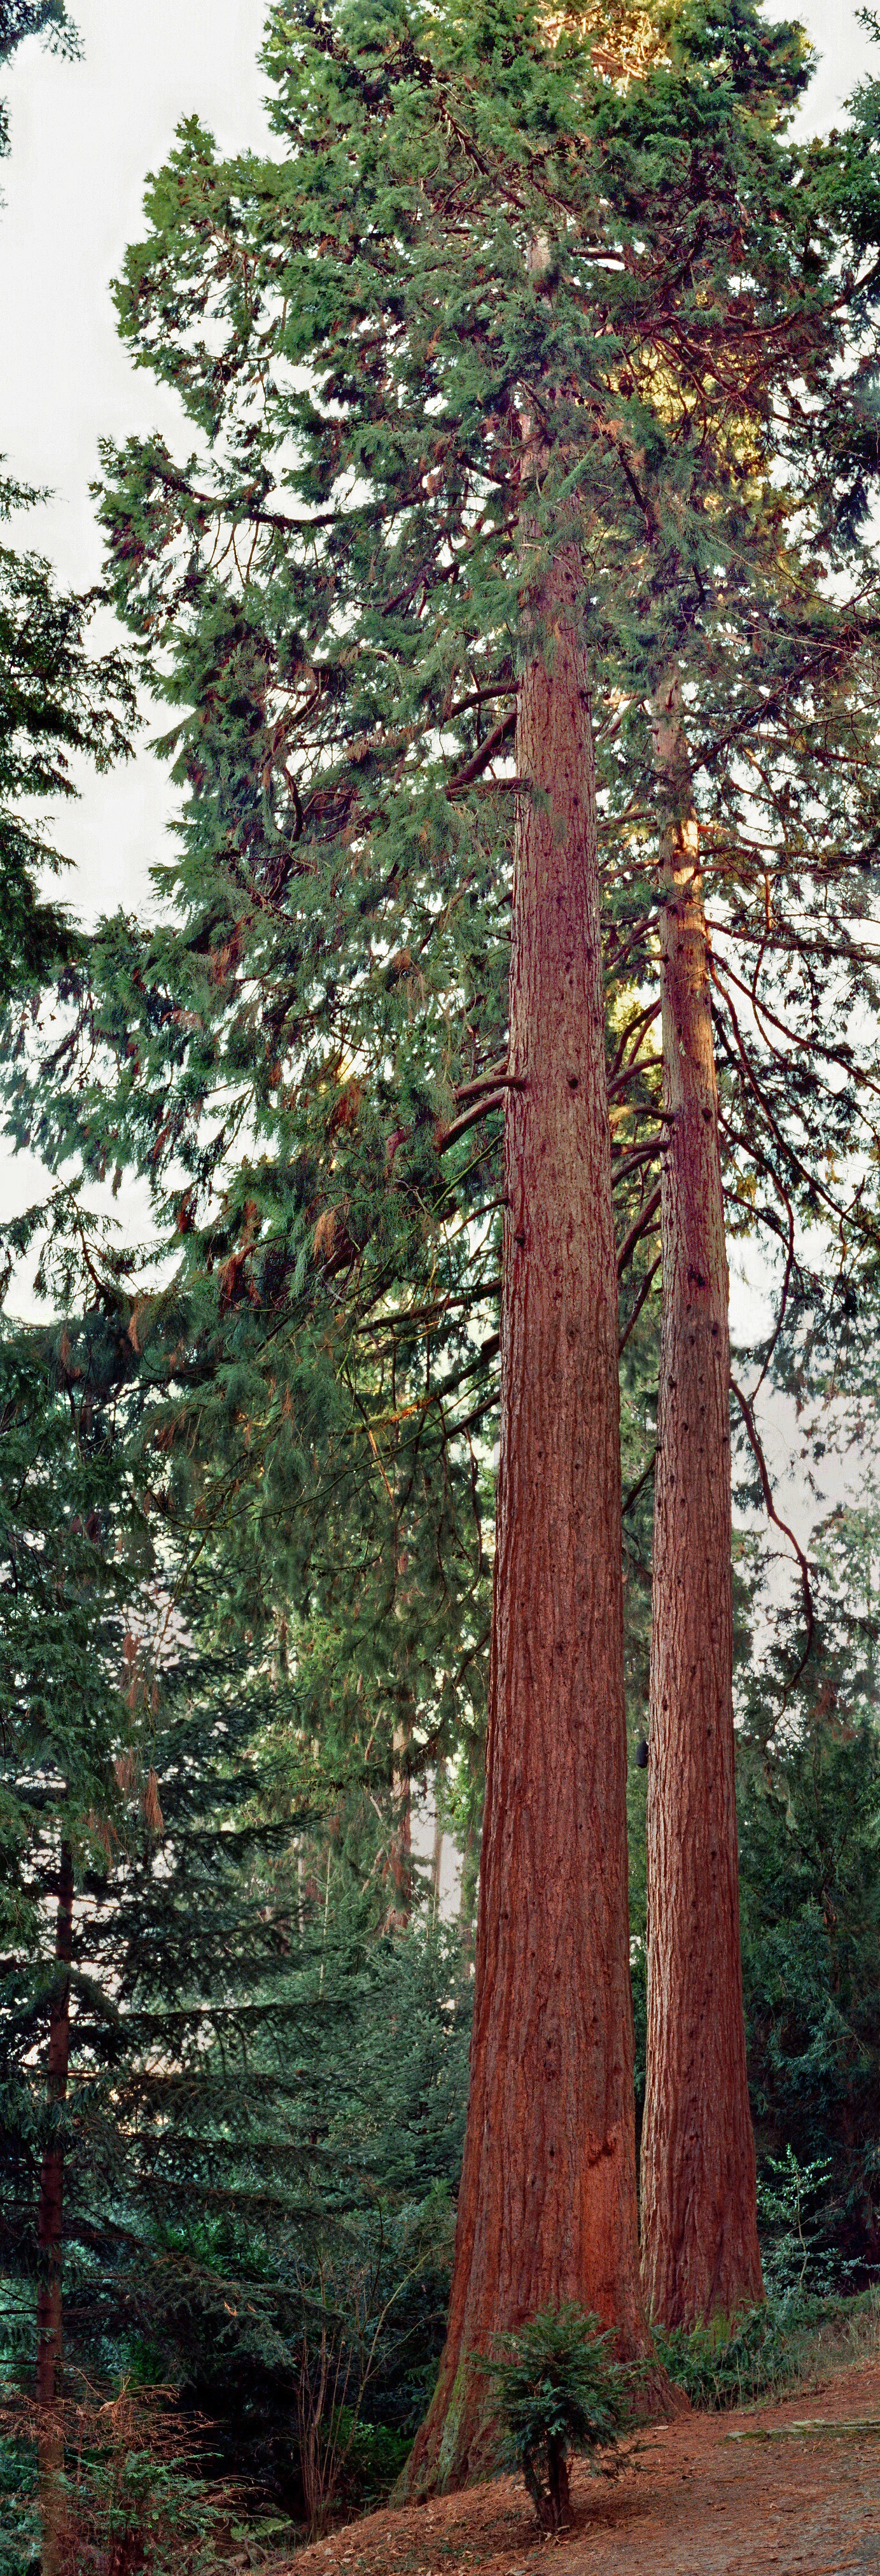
top-left (1, 0), bottom-right (878, 1551)
top-left (1, 0), bottom-right (273, 918)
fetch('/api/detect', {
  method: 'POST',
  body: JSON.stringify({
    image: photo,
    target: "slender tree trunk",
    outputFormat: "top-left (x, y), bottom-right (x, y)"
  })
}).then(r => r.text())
top-left (37, 1836), bottom-right (74, 2576)
top-left (431, 1761), bottom-right (445, 1925)
top-left (403, 536), bottom-right (652, 2494)
top-left (546, 2435), bottom-right (571, 2532)
top-left (387, 1714), bottom-right (412, 1927)
top-left (457, 1813), bottom-right (478, 1946)
top-left (640, 679), bottom-right (763, 2326)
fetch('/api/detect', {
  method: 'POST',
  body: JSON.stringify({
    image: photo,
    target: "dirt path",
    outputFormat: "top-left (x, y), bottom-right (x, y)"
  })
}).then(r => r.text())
top-left (284, 2365), bottom-right (880, 2576)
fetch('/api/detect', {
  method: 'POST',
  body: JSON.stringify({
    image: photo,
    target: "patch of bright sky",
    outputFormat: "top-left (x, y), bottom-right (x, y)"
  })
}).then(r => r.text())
top-left (0, 1), bottom-right (274, 1282)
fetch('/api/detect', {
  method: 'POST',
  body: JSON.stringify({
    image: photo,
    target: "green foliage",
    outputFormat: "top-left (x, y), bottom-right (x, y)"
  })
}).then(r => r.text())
top-left (757, 2146), bottom-right (845, 2299)
top-left (0, 484), bottom-right (136, 1000)
top-left (739, 1694), bottom-right (880, 2274)
top-left (652, 2303), bottom-right (797, 2410)
top-left (0, 1), bottom-right (80, 164)
top-left (0, 2427), bottom-right (39, 2576)
top-left (479, 2305), bottom-right (632, 2529)
top-left (341, 2411), bottom-right (411, 2503)
top-left (1, 1621), bottom-right (470, 2496)
top-left (0, 2398), bottom-right (291, 2576)
top-left (0, 28), bottom-right (135, 1004)
top-left (0, 1307), bottom-right (471, 2535)
top-left (0, 2), bottom-right (78, 66)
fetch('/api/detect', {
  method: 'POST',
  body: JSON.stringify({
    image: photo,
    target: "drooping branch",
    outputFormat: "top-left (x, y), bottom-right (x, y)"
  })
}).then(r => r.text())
top-left (714, 953), bottom-right (880, 1108)
top-left (434, 1089), bottom-right (505, 1153)
top-left (445, 707), bottom-right (517, 794)
top-left (714, 971), bottom-right (869, 1236)
top-left (750, 1192), bottom-right (795, 1405)
top-left (616, 1186), bottom-right (661, 1279)
top-left (622, 1444), bottom-right (657, 1519)
top-left (730, 1376), bottom-right (815, 1708)
top-left (618, 1251), bottom-right (660, 1356)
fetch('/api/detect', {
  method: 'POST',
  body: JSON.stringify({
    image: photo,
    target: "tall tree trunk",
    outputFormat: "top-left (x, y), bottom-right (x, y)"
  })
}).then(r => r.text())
top-left (640, 679), bottom-right (763, 2327)
top-left (403, 535), bottom-right (651, 2494)
top-left (37, 1836), bottom-right (74, 2576)
top-left (431, 1761), bottom-right (445, 1926)
top-left (387, 1713), bottom-right (412, 1927)
top-left (457, 1812), bottom-right (478, 1945)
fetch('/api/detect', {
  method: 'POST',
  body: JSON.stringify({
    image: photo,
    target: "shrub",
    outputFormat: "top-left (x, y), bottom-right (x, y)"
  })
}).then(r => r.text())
top-left (479, 2304), bottom-right (632, 2530)
top-left (757, 2146), bottom-right (853, 2298)
top-left (652, 2303), bottom-right (797, 2409)
top-left (0, 2391), bottom-right (296, 2576)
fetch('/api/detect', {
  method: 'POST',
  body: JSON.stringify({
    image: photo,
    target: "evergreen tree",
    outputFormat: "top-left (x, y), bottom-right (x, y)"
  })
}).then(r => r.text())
top-left (0, 1313), bottom-right (151, 2569)
top-left (571, 2), bottom-right (880, 2327)
top-left (0, 0), bottom-right (134, 1001)
top-left (3, 0), bottom-right (696, 2471)
top-left (738, 1494), bottom-right (880, 2283)
top-left (10, 0), bottom-right (880, 2442)
top-left (0, 1323), bottom-right (473, 2545)
top-left (0, 484), bottom-right (136, 999)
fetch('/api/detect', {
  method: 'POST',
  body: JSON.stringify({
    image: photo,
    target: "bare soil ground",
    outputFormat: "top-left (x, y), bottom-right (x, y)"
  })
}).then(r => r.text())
top-left (281, 2364), bottom-right (880, 2576)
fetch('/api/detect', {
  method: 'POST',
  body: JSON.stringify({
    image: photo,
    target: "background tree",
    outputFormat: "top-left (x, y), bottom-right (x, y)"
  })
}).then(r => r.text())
top-left (0, 1314), bottom-right (149, 2568)
top-left (1, 1), bottom-right (80, 148)
top-left (0, 0), bottom-right (134, 1001)
top-left (737, 1472), bottom-right (880, 2284)
top-left (0, 1328), bottom-right (472, 2541)
top-left (574, 0), bottom-right (880, 2326)
top-left (0, 485), bottom-right (136, 1000)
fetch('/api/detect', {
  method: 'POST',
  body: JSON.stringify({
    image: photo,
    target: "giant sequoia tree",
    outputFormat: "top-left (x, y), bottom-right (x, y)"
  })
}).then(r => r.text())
top-left (566, 6), bottom-right (880, 2325)
top-left (407, 530), bottom-right (646, 2482)
top-left (3, 0), bottom-right (699, 2474)
top-left (10, 0), bottom-right (880, 2470)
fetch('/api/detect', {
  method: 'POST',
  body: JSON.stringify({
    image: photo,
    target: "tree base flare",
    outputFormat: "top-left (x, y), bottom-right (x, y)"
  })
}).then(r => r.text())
top-left (398, 2344), bottom-right (687, 2499)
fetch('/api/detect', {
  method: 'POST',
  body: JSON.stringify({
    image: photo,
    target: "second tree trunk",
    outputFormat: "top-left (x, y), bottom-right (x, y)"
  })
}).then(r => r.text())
top-left (640, 684), bottom-right (763, 2326)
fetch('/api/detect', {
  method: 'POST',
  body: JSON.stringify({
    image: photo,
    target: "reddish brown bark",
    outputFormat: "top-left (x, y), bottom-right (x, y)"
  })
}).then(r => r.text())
top-left (37, 1836), bottom-right (74, 2576)
top-left (640, 683), bottom-right (763, 2328)
top-left (403, 540), bottom-right (651, 2494)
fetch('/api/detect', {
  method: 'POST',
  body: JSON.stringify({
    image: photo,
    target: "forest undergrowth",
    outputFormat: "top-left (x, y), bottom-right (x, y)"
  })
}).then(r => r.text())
top-left (6, 2287), bottom-right (880, 2573)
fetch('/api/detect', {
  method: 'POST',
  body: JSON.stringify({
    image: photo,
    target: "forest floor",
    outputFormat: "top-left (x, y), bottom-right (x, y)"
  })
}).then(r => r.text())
top-left (279, 2361), bottom-right (880, 2575)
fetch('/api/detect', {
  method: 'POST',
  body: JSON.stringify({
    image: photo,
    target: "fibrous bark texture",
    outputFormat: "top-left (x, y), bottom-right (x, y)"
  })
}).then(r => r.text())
top-left (640, 682), bottom-right (763, 2328)
top-left (404, 542), bottom-right (649, 2494)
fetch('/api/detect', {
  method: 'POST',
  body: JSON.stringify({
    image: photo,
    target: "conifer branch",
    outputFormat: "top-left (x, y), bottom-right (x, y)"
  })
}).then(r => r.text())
top-left (435, 1092), bottom-right (506, 1152)
top-left (616, 1186), bottom-right (661, 1279)
top-left (622, 1444), bottom-right (657, 1517)
top-left (445, 708), bottom-right (517, 794)
top-left (618, 1254), bottom-right (660, 1356)
top-left (611, 1134), bottom-right (669, 1179)
top-left (730, 1377), bottom-right (815, 1709)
